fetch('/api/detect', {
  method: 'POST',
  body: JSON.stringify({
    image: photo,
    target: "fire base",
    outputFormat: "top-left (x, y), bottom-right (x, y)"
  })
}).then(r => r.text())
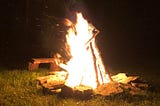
top-left (36, 71), bottom-right (148, 97)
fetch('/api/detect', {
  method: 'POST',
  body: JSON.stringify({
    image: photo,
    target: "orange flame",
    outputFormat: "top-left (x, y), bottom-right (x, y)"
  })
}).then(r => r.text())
top-left (59, 13), bottom-right (110, 89)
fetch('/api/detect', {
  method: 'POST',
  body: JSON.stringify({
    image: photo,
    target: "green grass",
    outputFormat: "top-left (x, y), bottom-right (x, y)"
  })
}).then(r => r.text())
top-left (0, 68), bottom-right (159, 106)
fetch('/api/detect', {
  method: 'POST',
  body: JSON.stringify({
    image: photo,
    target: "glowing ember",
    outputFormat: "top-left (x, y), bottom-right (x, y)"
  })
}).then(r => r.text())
top-left (58, 13), bottom-right (111, 89)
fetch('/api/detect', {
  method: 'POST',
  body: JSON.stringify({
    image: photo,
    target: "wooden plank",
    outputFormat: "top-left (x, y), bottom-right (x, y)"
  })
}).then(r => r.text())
top-left (28, 62), bottom-right (39, 71)
top-left (32, 58), bottom-right (55, 64)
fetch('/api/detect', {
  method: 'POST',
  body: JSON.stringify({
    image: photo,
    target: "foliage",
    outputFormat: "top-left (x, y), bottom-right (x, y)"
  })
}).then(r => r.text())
top-left (0, 68), bottom-right (159, 106)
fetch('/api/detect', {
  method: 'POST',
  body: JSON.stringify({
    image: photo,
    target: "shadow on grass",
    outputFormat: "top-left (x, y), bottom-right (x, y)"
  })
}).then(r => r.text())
top-left (37, 86), bottom-right (93, 100)
top-left (57, 86), bottom-right (94, 100)
top-left (37, 85), bottom-right (159, 103)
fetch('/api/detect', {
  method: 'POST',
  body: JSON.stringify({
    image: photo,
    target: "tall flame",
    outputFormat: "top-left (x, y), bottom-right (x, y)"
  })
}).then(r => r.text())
top-left (59, 13), bottom-right (110, 89)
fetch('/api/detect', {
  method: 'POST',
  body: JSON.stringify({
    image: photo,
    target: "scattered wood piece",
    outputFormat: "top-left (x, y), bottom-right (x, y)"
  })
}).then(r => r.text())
top-left (95, 82), bottom-right (123, 96)
top-left (111, 73), bottom-right (139, 84)
top-left (36, 71), bottom-right (67, 93)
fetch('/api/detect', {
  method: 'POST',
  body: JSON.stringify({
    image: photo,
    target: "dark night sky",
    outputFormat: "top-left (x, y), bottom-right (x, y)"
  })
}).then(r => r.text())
top-left (0, 0), bottom-right (160, 70)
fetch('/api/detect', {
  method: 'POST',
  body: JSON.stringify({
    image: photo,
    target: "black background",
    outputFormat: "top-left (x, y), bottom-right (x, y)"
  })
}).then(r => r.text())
top-left (0, 0), bottom-right (160, 70)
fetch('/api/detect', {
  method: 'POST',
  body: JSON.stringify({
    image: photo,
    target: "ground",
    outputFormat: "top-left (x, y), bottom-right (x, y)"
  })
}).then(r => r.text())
top-left (0, 68), bottom-right (159, 106)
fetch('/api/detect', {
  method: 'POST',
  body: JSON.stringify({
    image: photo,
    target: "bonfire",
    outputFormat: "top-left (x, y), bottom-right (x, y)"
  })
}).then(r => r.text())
top-left (36, 12), bottom-right (148, 96)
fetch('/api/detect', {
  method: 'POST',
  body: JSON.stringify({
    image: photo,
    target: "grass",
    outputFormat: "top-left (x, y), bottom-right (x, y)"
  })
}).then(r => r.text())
top-left (0, 68), bottom-right (159, 106)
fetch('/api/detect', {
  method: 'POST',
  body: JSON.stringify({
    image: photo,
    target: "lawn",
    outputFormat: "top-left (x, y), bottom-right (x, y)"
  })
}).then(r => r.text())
top-left (0, 68), bottom-right (159, 106)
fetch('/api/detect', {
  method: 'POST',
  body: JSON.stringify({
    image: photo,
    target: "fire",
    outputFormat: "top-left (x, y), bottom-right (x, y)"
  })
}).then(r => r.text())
top-left (35, 12), bottom-right (148, 96)
top-left (58, 13), bottom-right (111, 89)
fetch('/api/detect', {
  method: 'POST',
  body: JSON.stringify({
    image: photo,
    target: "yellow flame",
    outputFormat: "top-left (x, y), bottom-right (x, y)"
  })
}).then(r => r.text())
top-left (59, 13), bottom-right (110, 89)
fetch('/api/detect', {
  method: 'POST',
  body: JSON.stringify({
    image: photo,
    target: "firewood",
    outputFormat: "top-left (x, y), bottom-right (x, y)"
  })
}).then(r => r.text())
top-left (36, 71), bottom-right (148, 96)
